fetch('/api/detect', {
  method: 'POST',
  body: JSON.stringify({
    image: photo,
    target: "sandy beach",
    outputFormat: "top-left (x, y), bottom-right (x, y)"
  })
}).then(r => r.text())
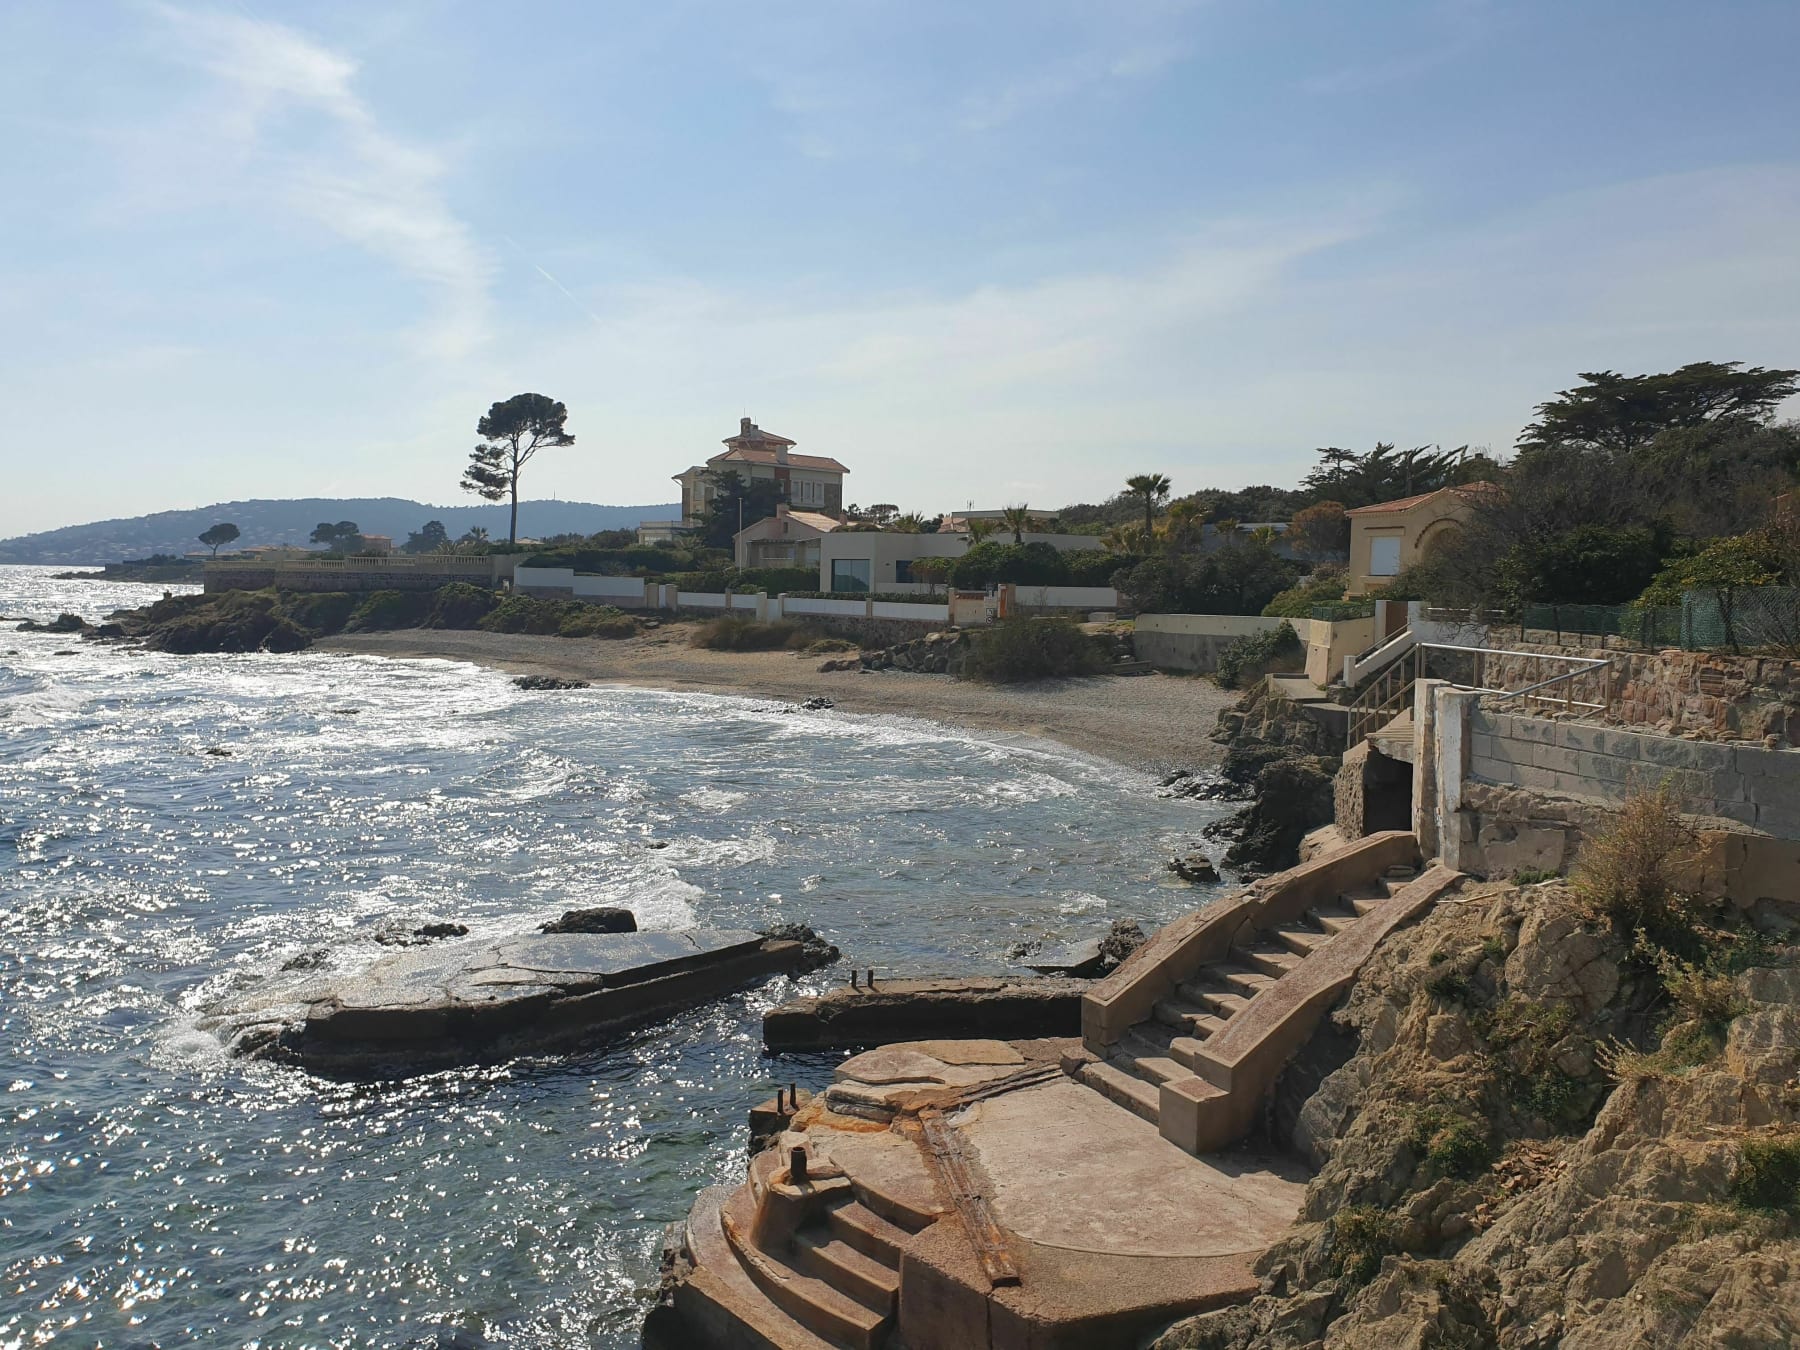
top-left (318, 626), bottom-right (1237, 772)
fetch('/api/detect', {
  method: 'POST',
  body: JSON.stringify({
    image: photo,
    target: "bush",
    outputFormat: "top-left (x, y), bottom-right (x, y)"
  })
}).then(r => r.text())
top-left (1330, 1206), bottom-right (1400, 1285)
top-left (687, 618), bottom-right (829, 651)
top-left (1731, 1136), bottom-right (1800, 1212)
top-left (1494, 523), bottom-right (1675, 608)
top-left (477, 595), bottom-right (634, 638)
top-left (669, 566), bottom-right (819, 594)
top-left (521, 545), bottom-right (725, 574)
top-left (1261, 565), bottom-right (1349, 618)
top-left (424, 582), bottom-right (499, 628)
top-left (346, 589), bottom-right (431, 631)
top-left (1111, 543), bottom-right (1301, 616)
top-left (281, 591), bottom-right (357, 634)
top-left (1213, 621), bottom-right (1302, 689)
top-left (950, 541), bottom-right (1069, 588)
top-left (1406, 1106), bottom-right (1492, 1179)
top-left (1570, 786), bottom-right (1701, 939)
top-left (961, 617), bottom-right (1108, 683)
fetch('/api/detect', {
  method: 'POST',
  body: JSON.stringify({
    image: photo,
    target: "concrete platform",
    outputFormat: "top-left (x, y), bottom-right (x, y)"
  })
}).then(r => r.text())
top-left (658, 1038), bottom-right (1308, 1349)
top-left (202, 928), bottom-right (809, 1075)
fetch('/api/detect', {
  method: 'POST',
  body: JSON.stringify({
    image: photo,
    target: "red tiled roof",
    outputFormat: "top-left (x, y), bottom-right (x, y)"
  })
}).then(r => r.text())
top-left (1344, 482), bottom-right (1500, 516)
top-left (710, 446), bottom-right (850, 474)
top-left (784, 510), bottom-right (842, 532)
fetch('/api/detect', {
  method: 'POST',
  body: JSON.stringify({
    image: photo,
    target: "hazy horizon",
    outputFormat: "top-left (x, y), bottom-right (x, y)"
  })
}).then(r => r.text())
top-left (4, 0), bottom-right (1799, 538)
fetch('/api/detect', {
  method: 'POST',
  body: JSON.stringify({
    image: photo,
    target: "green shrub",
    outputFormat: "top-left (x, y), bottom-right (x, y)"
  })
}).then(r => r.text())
top-left (346, 589), bottom-right (431, 631)
top-left (476, 594), bottom-right (632, 638)
top-left (1261, 565), bottom-right (1349, 618)
top-left (960, 618), bottom-right (1108, 683)
top-left (1331, 1205), bottom-right (1400, 1285)
top-left (1730, 1136), bottom-right (1800, 1212)
top-left (1511, 867), bottom-right (1558, 885)
top-left (1406, 1106), bottom-right (1492, 1179)
top-left (950, 541), bottom-right (1069, 588)
top-left (1214, 621), bottom-right (1301, 689)
top-left (1425, 968), bottom-right (1471, 1003)
top-left (669, 566), bottom-right (819, 594)
top-left (282, 591), bottom-right (357, 634)
top-left (688, 618), bottom-right (828, 651)
top-left (424, 582), bottom-right (499, 629)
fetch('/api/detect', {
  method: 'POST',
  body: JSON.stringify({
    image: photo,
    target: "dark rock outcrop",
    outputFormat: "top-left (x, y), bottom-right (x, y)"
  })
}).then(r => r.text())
top-left (758, 922), bottom-right (840, 972)
top-left (858, 629), bottom-right (972, 675)
top-left (17, 612), bottom-right (89, 633)
top-left (1169, 850), bottom-right (1221, 883)
top-left (540, 906), bottom-right (636, 935)
top-left (512, 674), bottom-right (590, 690)
top-left (1205, 680), bottom-right (1345, 876)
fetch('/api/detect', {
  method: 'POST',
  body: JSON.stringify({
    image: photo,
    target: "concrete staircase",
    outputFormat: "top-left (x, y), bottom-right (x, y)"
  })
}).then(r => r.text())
top-left (1365, 709), bottom-right (1415, 763)
top-left (678, 1136), bottom-right (933, 1350)
top-left (1076, 832), bottom-right (1459, 1155)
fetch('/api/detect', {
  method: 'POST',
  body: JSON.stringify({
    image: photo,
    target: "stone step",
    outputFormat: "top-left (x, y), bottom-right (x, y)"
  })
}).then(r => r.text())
top-left (1270, 923), bottom-right (1332, 957)
top-left (1128, 1054), bottom-right (1189, 1086)
top-left (1153, 996), bottom-right (1225, 1034)
top-left (790, 1228), bottom-right (900, 1316)
top-left (1176, 983), bottom-right (1254, 1018)
top-left (825, 1201), bottom-right (912, 1268)
top-left (1118, 1025), bottom-right (1176, 1060)
top-left (1235, 943), bottom-right (1302, 978)
top-left (1342, 883), bottom-right (1392, 916)
top-left (1167, 1035), bottom-right (1213, 1071)
top-left (1311, 908), bottom-right (1358, 935)
top-left (1078, 1058), bottom-right (1161, 1124)
top-left (1200, 964), bottom-right (1277, 998)
top-left (1110, 660), bottom-right (1155, 676)
top-left (681, 1187), bottom-right (843, 1350)
top-left (721, 1190), bottom-right (891, 1350)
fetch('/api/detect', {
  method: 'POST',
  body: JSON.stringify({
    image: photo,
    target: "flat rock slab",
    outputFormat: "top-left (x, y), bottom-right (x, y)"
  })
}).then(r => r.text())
top-left (202, 928), bottom-right (803, 1076)
top-left (763, 976), bottom-right (1089, 1051)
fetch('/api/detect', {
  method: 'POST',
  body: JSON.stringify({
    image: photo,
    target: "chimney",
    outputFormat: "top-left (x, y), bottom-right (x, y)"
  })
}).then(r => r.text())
top-left (775, 441), bottom-right (788, 465)
top-left (740, 417), bottom-right (753, 435)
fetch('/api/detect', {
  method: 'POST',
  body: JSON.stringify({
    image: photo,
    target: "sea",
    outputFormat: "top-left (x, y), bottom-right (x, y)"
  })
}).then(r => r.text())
top-left (0, 565), bottom-right (1230, 1349)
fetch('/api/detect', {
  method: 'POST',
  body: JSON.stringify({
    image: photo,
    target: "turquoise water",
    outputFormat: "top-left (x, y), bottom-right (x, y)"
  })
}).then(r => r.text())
top-left (0, 566), bottom-right (1227, 1348)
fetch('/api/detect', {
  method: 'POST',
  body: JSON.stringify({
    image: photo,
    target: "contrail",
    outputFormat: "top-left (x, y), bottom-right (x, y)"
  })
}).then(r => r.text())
top-left (503, 235), bottom-right (606, 327)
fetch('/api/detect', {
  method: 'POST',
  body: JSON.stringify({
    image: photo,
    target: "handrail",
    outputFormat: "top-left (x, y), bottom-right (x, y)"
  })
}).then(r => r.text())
top-left (1347, 642), bottom-right (1614, 749)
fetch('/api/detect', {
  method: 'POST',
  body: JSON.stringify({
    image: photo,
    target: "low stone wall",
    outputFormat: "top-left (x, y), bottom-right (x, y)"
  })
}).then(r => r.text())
top-left (676, 608), bottom-right (947, 648)
top-left (206, 566), bottom-right (499, 594)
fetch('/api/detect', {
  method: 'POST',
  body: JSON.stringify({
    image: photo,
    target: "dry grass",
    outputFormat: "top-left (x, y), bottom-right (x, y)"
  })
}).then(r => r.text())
top-left (1570, 785), bottom-right (1703, 936)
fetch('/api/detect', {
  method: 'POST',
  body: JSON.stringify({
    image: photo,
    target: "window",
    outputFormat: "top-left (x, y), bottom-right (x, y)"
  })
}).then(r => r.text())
top-left (831, 558), bottom-right (871, 593)
top-left (1369, 535), bottom-right (1402, 577)
top-left (894, 559), bottom-right (914, 584)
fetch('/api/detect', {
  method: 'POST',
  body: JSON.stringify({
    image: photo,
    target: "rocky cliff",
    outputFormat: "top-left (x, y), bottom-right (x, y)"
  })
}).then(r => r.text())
top-left (1192, 679), bottom-right (1343, 875)
top-left (1151, 877), bottom-right (1800, 1349)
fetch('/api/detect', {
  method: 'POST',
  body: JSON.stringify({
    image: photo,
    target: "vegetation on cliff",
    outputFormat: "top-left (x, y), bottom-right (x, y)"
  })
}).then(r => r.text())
top-left (1153, 796), bottom-right (1800, 1349)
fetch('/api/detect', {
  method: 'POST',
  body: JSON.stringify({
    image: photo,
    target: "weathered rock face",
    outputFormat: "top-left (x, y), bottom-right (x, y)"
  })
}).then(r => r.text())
top-left (513, 674), bottom-right (590, 690)
top-left (757, 922), bottom-right (840, 972)
top-left (1148, 880), bottom-right (1800, 1350)
top-left (1204, 681), bottom-right (1345, 876)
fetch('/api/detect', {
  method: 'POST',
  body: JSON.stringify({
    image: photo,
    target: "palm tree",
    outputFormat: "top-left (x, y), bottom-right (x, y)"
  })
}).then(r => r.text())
top-left (1101, 523), bottom-right (1149, 554)
top-left (1125, 473), bottom-right (1172, 536)
top-left (1000, 504), bottom-right (1034, 544)
top-left (964, 518), bottom-right (996, 545)
top-left (891, 512), bottom-right (927, 533)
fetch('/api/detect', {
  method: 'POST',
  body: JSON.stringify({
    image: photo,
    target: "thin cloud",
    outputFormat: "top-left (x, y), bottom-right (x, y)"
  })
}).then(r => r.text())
top-left (144, 3), bottom-right (491, 359)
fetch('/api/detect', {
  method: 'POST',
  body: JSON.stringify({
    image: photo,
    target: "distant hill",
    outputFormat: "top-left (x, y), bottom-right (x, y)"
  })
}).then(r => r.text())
top-left (0, 498), bottom-right (681, 565)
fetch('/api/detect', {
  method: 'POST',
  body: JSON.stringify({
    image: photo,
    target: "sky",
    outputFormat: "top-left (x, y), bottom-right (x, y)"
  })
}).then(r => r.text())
top-left (4, 0), bottom-right (1800, 537)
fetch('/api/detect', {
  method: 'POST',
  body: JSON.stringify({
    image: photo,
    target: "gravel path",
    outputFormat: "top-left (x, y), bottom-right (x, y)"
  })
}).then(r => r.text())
top-left (317, 626), bottom-right (1237, 773)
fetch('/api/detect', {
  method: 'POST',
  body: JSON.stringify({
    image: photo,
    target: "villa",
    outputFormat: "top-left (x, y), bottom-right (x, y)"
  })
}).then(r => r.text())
top-left (1344, 482), bottom-right (1497, 596)
top-left (674, 418), bottom-right (850, 527)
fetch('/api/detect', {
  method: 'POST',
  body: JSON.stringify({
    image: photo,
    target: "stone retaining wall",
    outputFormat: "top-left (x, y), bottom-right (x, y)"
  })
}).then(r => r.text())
top-left (1467, 708), bottom-right (1800, 836)
top-left (1479, 644), bottom-right (1800, 746)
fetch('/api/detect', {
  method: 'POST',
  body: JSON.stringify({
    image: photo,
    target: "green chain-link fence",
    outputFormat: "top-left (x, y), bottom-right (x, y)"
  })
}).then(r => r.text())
top-left (1521, 588), bottom-right (1800, 652)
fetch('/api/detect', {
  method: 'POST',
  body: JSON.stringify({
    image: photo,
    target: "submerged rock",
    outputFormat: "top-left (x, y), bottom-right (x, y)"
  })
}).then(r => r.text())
top-left (512, 674), bottom-right (589, 690)
top-left (758, 922), bottom-right (840, 972)
top-left (540, 906), bottom-right (636, 935)
top-left (1169, 850), bottom-right (1221, 883)
top-left (17, 612), bottom-right (88, 634)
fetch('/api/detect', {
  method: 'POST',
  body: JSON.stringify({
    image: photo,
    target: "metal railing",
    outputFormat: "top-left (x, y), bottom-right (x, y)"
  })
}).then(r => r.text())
top-left (1346, 642), bottom-right (1614, 747)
